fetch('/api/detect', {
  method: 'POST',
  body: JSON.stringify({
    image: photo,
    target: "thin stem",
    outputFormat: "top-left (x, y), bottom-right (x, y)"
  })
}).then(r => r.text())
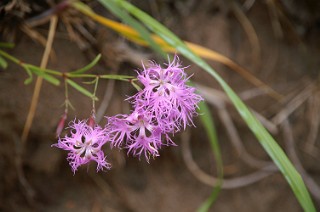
top-left (0, 49), bottom-right (135, 82)
top-left (92, 77), bottom-right (99, 112)
top-left (21, 15), bottom-right (58, 144)
top-left (69, 73), bottom-right (133, 81)
top-left (0, 50), bottom-right (21, 64)
top-left (0, 42), bottom-right (14, 48)
top-left (27, 64), bottom-right (62, 76)
top-left (64, 79), bottom-right (70, 114)
top-left (130, 79), bottom-right (142, 91)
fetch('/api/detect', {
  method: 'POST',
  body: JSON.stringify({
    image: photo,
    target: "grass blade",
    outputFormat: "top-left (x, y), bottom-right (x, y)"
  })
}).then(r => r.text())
top-left (197, 100), bottom-right (223, 212)
top-left (66, 79), bottom-right (98, 101)
top-left (98, 0), bottom-right (166, 58)
top-left (70, 54), bottom-right (101, 74)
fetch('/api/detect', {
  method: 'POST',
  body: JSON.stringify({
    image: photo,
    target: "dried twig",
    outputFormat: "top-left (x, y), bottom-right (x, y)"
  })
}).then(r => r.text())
top-left (88, 172), bottom-right (134, 211)
top-left (20, 24), bottom-right (57, 62)
top-left (272, 83), bottom-right (315, 125)
top-left (304, 93), bottom-right (320, 157)
top-left (266, 0), bottom-right (283, 39)
top-left (196, 84), bottom-right (278, 133)
top-left (242, 0), bottom-right (256, 11)
top-left (13, 133), bottom-right (36, 206)
top-left (282, 119), bottom-right (320, 200)
top-left (20, 24), bottom-right (47, 47)
top-left (197, 84), bottom-right (275, 167)
top-left (230, 0), bottom-right (261, 69)
top-left (217, 106), bottom-right (276, 169)
top-left (181, 131), bottom-right (277, 189)
top-left (21, 16), bottom-right (58, 144)
top-left (13, 16), bottom-right (58, 209)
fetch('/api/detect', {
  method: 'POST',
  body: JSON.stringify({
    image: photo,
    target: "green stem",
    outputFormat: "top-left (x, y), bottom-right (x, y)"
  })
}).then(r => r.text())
top-left (0, 49), bottom-right (136, 82)
top-left (92, 77), bottom-right (99, 110)
top-left (0, 50), bottom-right (20, 64)
top-left (64, 79), bottom-right (70, 113)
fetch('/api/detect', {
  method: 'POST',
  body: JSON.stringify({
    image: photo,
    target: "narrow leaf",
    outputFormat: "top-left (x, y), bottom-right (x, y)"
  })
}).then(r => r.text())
top-left (28, 66), bottom-right (60, 86)
top-left (71, 54), bottom-right (102, 74)
top-left (24, 67), bottom-right (33, 85)
top-left (0, 55), bottom-right (8, 69)
top-left (66, 79), bottom-right (98, 101)
top-left (98, 0), bottom-right (166, 58)
top-left (99, 74), bottom-right (134, 80)
top-left (197, 100), bottom-right (223, 212)
top-left (0, 42), bottom-right (14, 48)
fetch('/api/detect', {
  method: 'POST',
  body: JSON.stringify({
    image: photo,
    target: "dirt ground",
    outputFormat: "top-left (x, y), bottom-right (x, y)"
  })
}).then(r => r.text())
top-left (1, 0), bottom-right (320, 211)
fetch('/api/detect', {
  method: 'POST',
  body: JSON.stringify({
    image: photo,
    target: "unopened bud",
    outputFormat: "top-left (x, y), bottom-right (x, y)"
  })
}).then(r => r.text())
top-left (56, 113), bottom-right (67, 137)
top-left (87, 114), bottom-right (96, 128)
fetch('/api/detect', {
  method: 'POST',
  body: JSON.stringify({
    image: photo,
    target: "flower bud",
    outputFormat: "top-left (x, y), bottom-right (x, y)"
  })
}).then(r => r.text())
top-left (56, 113), bottom-right (67, 137)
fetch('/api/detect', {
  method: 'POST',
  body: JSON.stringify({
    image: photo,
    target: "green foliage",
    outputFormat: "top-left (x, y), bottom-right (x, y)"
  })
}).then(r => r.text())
top-left (24, 67), bottom-right (33, 85)
top-left (66, 79), bottom-right (98, 101)
top-left (197, 100), bottom-right (223, 211)
top-left (0, 55), bottom-right (8, 69)
top-left (99, 1), bottom-right (166, 58)
top-left (70, 54), bottom-right (102, 74)
top-left (0, 42), bottom-right (14, 48)
top-left (28, 66), bottom-right (60, 86)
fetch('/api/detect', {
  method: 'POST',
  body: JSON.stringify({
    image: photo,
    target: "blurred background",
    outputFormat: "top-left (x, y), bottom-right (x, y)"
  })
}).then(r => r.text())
top-left (1, 0), bottom-right (320, 211)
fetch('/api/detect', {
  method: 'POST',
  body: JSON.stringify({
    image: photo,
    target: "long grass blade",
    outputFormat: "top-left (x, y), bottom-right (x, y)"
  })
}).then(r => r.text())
top-left (197, 100), bottom-right (223, 212)
top-left (97, 0), bottom-right (166, 58)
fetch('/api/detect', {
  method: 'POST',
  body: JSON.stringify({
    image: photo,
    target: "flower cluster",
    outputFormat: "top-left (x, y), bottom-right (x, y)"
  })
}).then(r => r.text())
top-left (108, 56), bottom-right (203, 161)
top-left (53, 56), bottom-right (203, 173)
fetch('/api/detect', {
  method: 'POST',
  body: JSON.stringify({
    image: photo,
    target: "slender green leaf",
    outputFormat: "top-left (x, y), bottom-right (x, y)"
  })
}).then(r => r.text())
top-left (0, 49), bottom-right (20, 64)
top-left (70, 54), bottom-right (102, 74)
top-left (26, 64), bottom-right (61, 76)
top-left (98, 0), bottom-right (166, 58)
top-left (0, 42), bottom-right (14, 48)
top-left (130, 80), bottom-right (141, 91)
top-left (197, 100), bottom-right (223, 212)
top-left (99, 74), bottom-right (134, 80)
top-left (0, 55), bottom-right (8, 69)
top-left (66, 79), bottom-right (98, 101)
top-left (197, 187), bottom-right (221, 212)
top-left (82, 78), bottom-right (98, 85)
top-left (67, 73), bottom-right (134, 81)
top-left (28, 66), bottom-right (60, 86)
top-left (24, 67), bottom-right (33, 85)
top-left (108, 1), bottom-right (316, 211)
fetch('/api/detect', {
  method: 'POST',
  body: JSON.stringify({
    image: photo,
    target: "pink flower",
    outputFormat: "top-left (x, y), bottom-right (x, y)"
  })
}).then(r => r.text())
top-left (52, 119), bottom-right (111, 174)
top-left (132, 56), bottom-right (203, 131)
top-left (107, 109), bottom-right (175, 162)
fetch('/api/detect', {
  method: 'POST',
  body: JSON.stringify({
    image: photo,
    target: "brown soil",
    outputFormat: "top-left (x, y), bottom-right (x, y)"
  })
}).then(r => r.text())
top-left (1, 1), bottom-right (320, 211)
